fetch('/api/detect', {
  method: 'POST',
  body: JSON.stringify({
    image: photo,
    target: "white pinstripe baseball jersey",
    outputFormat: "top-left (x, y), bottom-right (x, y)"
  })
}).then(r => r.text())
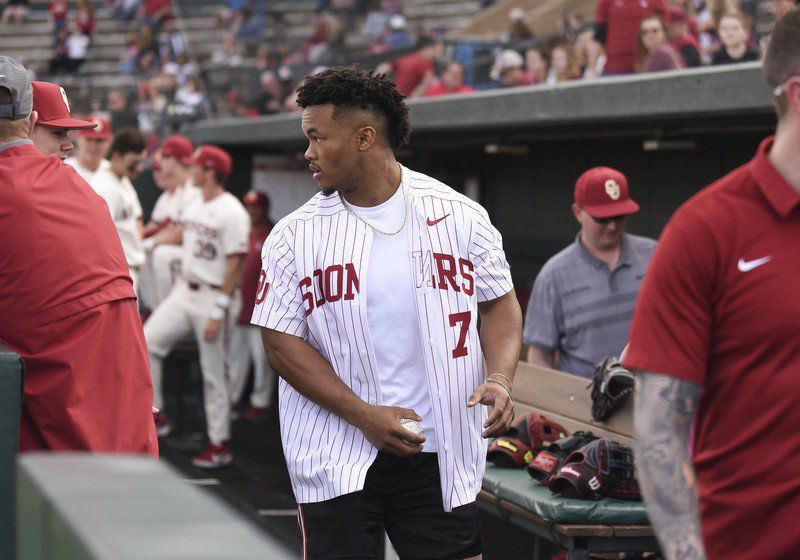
top-left (251, 165), bottom-right (513, 511)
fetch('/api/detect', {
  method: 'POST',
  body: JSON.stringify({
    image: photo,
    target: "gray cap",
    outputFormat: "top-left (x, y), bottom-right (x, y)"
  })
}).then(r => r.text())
top-left (0, 56), bottom-right (33, 119)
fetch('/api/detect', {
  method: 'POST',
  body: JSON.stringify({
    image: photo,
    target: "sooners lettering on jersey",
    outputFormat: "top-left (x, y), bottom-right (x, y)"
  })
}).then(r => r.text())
top-left (251, 166), bottom-right (513, 511)
top-left (181, 192), bottom-right (250, 286)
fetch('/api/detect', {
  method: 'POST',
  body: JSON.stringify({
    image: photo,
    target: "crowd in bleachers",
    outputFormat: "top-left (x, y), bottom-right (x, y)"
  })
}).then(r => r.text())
top-left (6, 0), bottom-right (792, 130)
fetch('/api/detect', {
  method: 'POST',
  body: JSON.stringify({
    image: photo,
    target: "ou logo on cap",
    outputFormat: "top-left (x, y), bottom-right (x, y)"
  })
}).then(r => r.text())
top-left (59, 87), bottom-right (70, 113)
top-left (604, 179), bottom-right (621, 200)
top-left (93, 119), bottom-right (104, 132)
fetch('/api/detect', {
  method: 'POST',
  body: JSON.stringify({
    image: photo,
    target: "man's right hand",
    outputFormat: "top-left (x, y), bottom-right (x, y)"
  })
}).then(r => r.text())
top-left (356, 405), bottom-right (426, 457)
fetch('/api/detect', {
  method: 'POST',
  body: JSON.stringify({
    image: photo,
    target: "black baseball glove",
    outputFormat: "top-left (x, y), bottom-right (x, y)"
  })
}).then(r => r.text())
top-left (526, 431), bottom-right (598, 484)
top-left (589, 356), bottom-right (635, 422)
top-left (548, 438), bottom-right (641, 501)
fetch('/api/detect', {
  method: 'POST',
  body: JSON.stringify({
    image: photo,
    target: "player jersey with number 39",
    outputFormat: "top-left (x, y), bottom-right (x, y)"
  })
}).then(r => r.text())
top-left (251, 166), bottom-right (513, 511)
top-left (181, 192), bottom-right (250, 286)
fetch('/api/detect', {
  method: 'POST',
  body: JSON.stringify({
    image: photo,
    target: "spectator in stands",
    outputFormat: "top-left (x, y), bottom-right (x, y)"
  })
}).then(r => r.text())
top-left (221, 90), bottom-right (248, 118)
top-left (65, 23), bottom-right (90, 73)
top-left (108, 89), bottom-right (139, 131)
top-left (595, 0), bottom-right (667, 73)
top-left (214, 0), bottom-right (247, 29)
top-left (121, 30), bottom-right (140, 75)
top-left (636, 14), bottom-right (685, 72)
top-left (283, 90), bottom-right (302, 113)
top-left (233, 4), bottom-right (265, 55)
top-left (48, 27), bottom-right (70, 75)
top-left (77, 0), bottom-right (95, 39)
top-left (546, 43), bottom-right (580, 84)
top-left (160, 21), bottom-right (185, 61)
top-left (523, 167), bottom-right (656, 378)
top-left (505, 8), bottom-right (534, 41)
top-left (48, 0), bottom-right (68, 46)
top-left (170, 77), bottom-right (206, 126)
top-left (526, 46), bottom-right (550, 83)
top-left (713, 11), bottom-right (760, 64)
top-left (136, 50), bottom-right (160, 79)
top-left (361, 0), bottom-right (394, 41)
top-left (255, 70), bottom-right (283, 115)
top-left (491, 49), bottom-right (535, 88)
top-left (378, 35), bottom-right (440, 96)
top-left (378, 14), bottom-right (413, 51)
top-left (575, 28), bottom-right (607, 79)
top-left (211, 34), bottom-right (244, 66)
top-left (667, 5), bottom-right (702, 67)
top-left (112, 0), bottom-right (141, 23)
top-left (1, 0), bottom-right (28, 26)
top-left (139, 0), bottom-right (173, 32)
top-left (408, 61), bottom-right (472, 98)
top-left (307, 13), bottom-right (330, 63)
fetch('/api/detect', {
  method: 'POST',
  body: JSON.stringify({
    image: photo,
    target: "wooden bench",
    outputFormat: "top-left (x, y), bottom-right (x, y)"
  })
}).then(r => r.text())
top-left (477, 362), bottom-right (659, 560)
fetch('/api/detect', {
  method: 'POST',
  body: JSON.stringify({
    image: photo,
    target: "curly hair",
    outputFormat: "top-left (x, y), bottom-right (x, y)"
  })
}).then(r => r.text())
top-left (296, 65), bottom-right (411, 151)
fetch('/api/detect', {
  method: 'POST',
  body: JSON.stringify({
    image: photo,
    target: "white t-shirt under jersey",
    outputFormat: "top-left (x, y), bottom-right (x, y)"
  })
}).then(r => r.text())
top-left (65, 157), bottom-right (110, 185)
top-left (348, 186), bottom-right (438, 451)
top-left (91, 168), bottom-right (145, 269)
top-left (151, 179), bottom-right (203, 225)
top-left (181, 191), bottom-right (250, 286)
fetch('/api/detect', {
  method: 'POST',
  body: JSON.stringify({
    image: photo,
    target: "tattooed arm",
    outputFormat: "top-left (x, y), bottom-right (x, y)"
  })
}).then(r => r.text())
top-left (634, 372), bottom-right (707, 560)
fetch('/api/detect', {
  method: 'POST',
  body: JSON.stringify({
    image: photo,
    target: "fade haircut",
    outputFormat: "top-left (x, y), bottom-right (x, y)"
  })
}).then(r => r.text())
top-left (296, 65), bottom-right (411, 151)
top-left (109, 127), bottom-right (145, 156)
top-left (763, 7), bottom-right (800, 118)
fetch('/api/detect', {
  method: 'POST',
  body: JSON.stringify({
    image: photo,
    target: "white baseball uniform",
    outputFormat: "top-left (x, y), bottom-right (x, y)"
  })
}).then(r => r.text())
top-left (139, 179), bottom-right (203, 310)
top-left (144, 191), bottom-right (250, 444)
top-left (90, 167), bottom-right (145, 289)
top-left (251, 165), bottom-right (513, 510)
top-left (64, 156), bottom-right (110, 184)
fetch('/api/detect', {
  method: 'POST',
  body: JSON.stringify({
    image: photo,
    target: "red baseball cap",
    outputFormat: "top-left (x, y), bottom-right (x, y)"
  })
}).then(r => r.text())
top-left (574, 166), bottom-right (640, 218)
top-left (185, 144), bottom-right (232, 178)
top-left (159, 135), bottom-right (194, 159)
top-left (243, 189), bottom-right (270, 207)
top-left (79, 114), bottom-right (112, 139)
top-left (32, 81), bottom-right (96, 130)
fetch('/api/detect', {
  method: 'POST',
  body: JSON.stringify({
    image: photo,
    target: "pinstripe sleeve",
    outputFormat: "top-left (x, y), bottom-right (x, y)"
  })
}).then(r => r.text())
top-left (471, 210), bottom-right (513, 303)
top-left (250, 225), bottom-right (308, 338)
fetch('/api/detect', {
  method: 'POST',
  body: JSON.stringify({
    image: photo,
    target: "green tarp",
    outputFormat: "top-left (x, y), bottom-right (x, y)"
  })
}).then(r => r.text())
top-left (483, 465), bottom-right (650, 525)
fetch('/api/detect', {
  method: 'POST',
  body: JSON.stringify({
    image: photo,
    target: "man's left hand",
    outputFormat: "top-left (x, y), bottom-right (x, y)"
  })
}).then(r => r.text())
top-left (467, 382), bottom-right (514, 438)
top-left (204, 318), bottom-right (222, 341)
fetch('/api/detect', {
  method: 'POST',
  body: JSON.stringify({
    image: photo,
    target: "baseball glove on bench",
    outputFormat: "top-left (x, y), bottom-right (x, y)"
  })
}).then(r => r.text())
top-left (487, 413), bottom-right (569, 468)
top-left (548, 437), bottom-right (641, 501)
top-left (527, 431), bottom-right (598, 484)
top-left (589, 356), bottom-right (635, 422)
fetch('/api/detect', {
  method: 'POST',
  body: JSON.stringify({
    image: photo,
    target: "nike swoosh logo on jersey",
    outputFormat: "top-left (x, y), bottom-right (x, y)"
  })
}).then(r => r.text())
top-left (737, 256), bottom-right (772, 272)
top-left (427, 214), bottom-right (450, 226)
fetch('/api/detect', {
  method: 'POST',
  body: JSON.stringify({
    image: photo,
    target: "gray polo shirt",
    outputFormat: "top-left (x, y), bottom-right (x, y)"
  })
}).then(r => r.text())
top-left (523, 232), bottom-right (656, 378)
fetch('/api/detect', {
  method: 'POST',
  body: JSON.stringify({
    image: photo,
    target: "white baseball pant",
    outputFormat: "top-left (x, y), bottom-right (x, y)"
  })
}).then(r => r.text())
top-left (139, 244), bottom-right (183, 311)
top-left (144, 281), bottom-right (241, 443)
top-left (227, 324), bottom-right (276, 409)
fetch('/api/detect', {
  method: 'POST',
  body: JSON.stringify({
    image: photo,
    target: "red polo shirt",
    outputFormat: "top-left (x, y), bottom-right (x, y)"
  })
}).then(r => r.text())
top-left (0, 142), bottom-right (157, 456)
top-left (391, 53), bottom-right (434, 97)
top-left (625, 137), bottom-right (800, 559)
top-left (596, 0), bottom-right (666, 74)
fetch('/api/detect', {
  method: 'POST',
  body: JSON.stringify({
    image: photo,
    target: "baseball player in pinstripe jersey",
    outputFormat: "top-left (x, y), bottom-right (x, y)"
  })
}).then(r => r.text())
top-left (252, 66), bottom-right (523, 560)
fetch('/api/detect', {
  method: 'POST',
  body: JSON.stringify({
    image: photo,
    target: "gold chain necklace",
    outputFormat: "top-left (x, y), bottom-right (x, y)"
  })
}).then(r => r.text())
top-left (341, 164), bottom-right (406, 236)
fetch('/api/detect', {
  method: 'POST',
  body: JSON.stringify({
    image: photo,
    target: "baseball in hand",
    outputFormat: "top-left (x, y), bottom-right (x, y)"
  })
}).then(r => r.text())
top-left (400, 418), bottom-right (424, 444)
